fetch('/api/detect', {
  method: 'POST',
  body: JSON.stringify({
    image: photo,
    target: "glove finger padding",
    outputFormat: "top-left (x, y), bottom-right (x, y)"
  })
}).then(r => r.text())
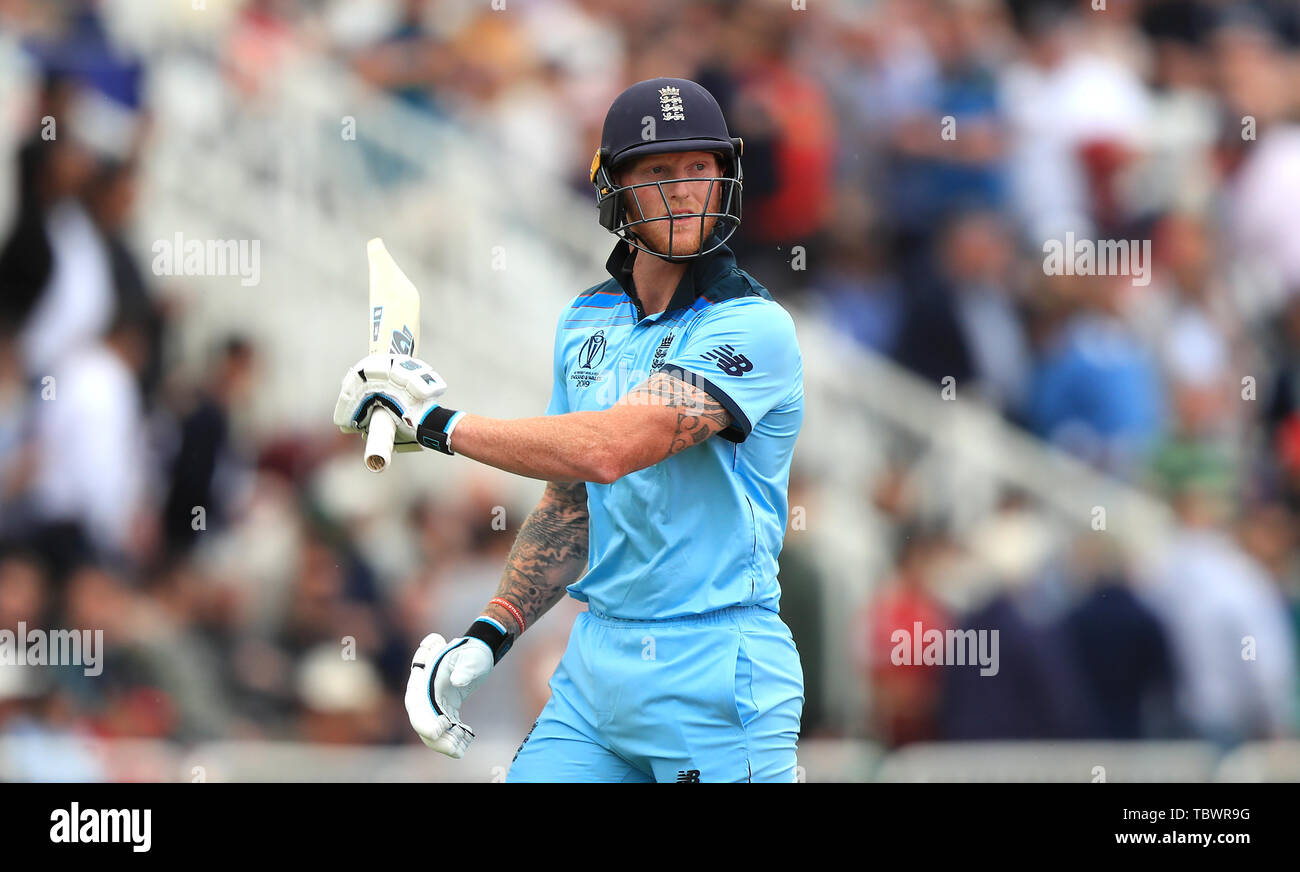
top-left (360, 352), bottom-right (398, 384)
top-left (429, 716), bottom-right (475, 758)
top-left (334, 366), bottom-right (371, 433)
top-left (404, 632), bottom-right (492, 759)
top-left (434, 639), bottom-right (494, 723)
top-left (404, 633), bottom-right (448, 745)
top-left (389, 357), bottom-right (448, 401)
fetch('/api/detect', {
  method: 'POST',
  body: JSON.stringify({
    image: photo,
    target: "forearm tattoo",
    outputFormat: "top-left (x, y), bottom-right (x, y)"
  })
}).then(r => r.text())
top-left (624, 372), bottom-right (733, 457)
top-left (487, 480), bottom-right (589, 636)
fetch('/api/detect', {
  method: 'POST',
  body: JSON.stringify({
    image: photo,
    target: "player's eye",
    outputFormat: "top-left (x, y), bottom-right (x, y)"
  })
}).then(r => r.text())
top-left (694, 162), bottom-right (707, 172)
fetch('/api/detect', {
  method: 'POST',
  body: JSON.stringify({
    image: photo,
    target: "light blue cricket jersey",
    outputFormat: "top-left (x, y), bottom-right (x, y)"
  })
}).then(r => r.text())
top-left (546, 239), bottom-right (804, 620)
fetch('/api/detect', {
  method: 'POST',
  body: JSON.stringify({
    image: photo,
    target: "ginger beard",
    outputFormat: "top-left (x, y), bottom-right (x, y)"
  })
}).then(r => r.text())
top-left (617, 152), bottom-right (725, 259)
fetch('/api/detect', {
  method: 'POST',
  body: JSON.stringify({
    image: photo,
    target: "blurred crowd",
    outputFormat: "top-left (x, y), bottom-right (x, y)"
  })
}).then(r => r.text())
top-left (815, 0), bottom-right (1300, 748)
top-left (1, 0), bottom-right (1300, 777)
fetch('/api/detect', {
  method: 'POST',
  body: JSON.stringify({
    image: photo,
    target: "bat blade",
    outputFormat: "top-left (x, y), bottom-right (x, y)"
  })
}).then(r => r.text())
top-left (368, 238), bottom-right (420, 357)
top-left (363, 238), bottom-right (421, 473)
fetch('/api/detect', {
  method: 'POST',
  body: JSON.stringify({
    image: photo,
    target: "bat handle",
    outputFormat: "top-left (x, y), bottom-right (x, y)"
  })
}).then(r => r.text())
top-left (364, 410), bottom-right (399, 473)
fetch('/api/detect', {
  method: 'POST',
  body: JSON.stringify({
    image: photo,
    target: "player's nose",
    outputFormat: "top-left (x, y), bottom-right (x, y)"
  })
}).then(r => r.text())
top-left (662, 176), bottom-right (698, 200)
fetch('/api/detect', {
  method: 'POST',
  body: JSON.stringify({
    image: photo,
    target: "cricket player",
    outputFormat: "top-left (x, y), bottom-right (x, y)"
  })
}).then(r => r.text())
top-left (334, 78), bottom-right (804, 782)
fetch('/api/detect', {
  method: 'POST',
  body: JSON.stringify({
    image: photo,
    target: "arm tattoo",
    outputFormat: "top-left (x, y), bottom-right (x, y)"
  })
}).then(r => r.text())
top-left (485, 375), bottom-right (727, 632)
top-left (623, 372), bottom-right (733, 457)
top-left (486, 480), bottom-right (588, 636)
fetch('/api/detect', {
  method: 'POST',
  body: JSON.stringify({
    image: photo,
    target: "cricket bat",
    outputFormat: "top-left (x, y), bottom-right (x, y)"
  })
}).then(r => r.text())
top-left (363, 238), bottom-right (420, 473)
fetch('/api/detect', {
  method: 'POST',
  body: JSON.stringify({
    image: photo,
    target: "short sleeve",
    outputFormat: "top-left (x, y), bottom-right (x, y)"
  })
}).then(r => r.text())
top-left (655, 299), bottom-right (800, 443)
top-left (545, 305), bottom-right (570, 417)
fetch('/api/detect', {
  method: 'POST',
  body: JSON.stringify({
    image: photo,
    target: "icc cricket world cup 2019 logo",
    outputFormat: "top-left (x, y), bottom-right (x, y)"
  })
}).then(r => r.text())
top-left (579, 329), bottom-right (607, 369)
top-left (571, 330), bottom-right (609, 389)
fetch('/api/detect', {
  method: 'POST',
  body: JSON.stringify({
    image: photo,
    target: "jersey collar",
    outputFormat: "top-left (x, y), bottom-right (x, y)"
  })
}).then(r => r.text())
top-left (604, 234), bottom-right (737, 322)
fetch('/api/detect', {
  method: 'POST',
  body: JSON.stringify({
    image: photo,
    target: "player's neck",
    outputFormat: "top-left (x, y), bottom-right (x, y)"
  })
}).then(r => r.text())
top-left (630, 251), bottom-right (687, 316)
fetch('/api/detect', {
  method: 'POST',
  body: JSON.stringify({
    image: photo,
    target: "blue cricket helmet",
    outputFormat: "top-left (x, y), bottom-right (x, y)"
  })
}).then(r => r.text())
top-left (590, 77), bottom-right (743, 261)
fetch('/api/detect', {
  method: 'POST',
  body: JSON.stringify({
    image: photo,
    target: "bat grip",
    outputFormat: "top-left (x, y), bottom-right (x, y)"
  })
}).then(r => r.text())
top-left (364, 410), bottom-right (398, 473)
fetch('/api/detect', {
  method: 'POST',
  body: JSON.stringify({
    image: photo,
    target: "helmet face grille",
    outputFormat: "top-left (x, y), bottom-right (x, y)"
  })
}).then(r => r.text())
top-left (594, 165), bottom-right (743, 262)
top-left (594, 78), bottom-right (743, 260)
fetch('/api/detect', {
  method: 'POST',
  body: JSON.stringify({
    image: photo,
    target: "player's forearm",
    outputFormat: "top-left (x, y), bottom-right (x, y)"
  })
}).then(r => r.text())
top-left (483, 481), bottom-right (589, 635)
top-left (449, 408), bottom-right (668, 484)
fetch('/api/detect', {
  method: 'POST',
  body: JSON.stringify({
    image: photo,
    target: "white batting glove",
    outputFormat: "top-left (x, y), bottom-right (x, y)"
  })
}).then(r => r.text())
top-left (404, 632), bottom-right (494, 758)
top-left (333, 354), bottom-right (449, 446)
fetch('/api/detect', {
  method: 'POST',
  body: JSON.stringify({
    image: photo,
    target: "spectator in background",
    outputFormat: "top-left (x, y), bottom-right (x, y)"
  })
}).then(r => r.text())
top-left (1025, 273), bottom-right (1165, 478)
top-left (13, 86), bottom-right (137, 378)
top-left (0, 662), bottom-right (105, 782)
top-left (26, 306), bottom-right (154, 573)
top-left (161, 337), bottom-right (257, 559)
top-left (1264, 295), bottom-right (1300, 431)
top-left (1139, 211), bottom-right (1244, 385)
top-left (1130, 0), bottom-right (1221, 219)
top-left (1061, 541), bottom-right (1178, 739)
top-left (1141, 481), bottom-right (1299, 746)
top-left (85, 158), bottom-right (165, 405)
top-left (809, 221), bottom-right (905, 358)
top-left (519, 0), bottom-right (626, 140)
top-left (889, 248), bottom-right (977, 394)
top-left (860, 525), bottom-right (954, 746)
top-left (938, 503), bottom-right (1099, 741)
top-left (294, 646), bottom-right (389, 745)
top-left (0, 334), bottom-right (32, 536)
top-left (1141, 213), bottom-right (1239, 493)
top-left (0, 550), bottom-right (51, 640)
top-left (0, 72), bottom-right (79, 336)
top-left (999, 6), bottom-right (1150, 240)
top-left (1264, 294), bottom-right (1300, 513)
top-left (893, 210), bottom-right (1031, 414)
top-left (278, 530), bottom-right (401, 688)
top-left (1235, 500), bottom-right (1300, 735)
top-left (883, 0), bottom-right (1009, 266)
top-left (348, 0), bottom-right (455, 117)
top-left (344, 0), bottom-right (458, 188)
top-left (224, 0), bottom-right (300, 100)
top-left (1148, 374), bottom-right (1235, 506)
top-left (714, 10), bottom-right (836, 294)
top-left (20, 0), bottom-right (146, 111)
top-left (1217, 14), bottom-right (1300, 303)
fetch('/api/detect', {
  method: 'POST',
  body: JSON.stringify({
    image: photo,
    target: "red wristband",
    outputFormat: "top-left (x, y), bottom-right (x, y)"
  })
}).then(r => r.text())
top-left (490, 597), bottom-right (526, 634)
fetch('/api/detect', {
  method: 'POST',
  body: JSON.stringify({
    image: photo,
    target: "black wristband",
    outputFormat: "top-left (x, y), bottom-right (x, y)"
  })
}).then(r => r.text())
top-left (417, 406), bottom-right (461, 455)
top-left (464, 617), bottom-right (514, 664)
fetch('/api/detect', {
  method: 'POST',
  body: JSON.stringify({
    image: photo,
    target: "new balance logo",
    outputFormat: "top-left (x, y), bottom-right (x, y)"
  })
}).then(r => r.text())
top-left (702, 344), bottom-right (753, 376)
top-left (675, 769), bottom-right (701, 783)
